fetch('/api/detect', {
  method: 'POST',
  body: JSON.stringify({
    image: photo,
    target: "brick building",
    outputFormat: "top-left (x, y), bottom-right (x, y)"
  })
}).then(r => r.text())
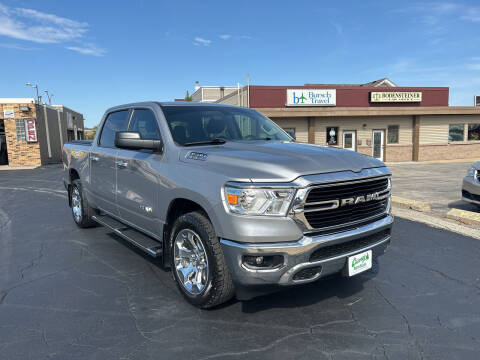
top-left (0, 98), bottom-right (84, 167)
top-left (184, 79), bottom-right (480, 162)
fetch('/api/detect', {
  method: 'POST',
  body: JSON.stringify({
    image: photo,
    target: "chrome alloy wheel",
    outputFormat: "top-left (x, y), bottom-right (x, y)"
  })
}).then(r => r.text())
top-left (71, 186), bottom-right (82, 222)
top-left (173, 229), bottom-right (209, 295)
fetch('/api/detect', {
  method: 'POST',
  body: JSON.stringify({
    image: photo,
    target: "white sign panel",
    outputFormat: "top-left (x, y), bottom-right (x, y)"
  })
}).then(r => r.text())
top-left (286, 89), bottom-right (336, 106)
top-left (24, 118), bottom-right (38, 142)
top-left (3, 106), bottom-right (14, 118)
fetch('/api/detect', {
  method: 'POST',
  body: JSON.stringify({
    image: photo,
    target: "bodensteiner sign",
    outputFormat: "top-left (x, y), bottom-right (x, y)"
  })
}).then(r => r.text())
top-left (286, 89), bottom-right (336, 106)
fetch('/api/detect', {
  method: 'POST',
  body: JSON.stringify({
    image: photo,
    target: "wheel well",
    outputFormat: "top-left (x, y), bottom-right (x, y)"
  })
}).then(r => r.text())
top-left (163, 198), bottom-right (210, 265)
top-left (70, 169), bottom-right (80, 182)
top-left (68, 169), bottom-right (80, 206)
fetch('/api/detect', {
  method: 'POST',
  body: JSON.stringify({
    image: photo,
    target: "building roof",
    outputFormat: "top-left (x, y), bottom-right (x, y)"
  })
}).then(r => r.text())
top-left (304, 78), bottom-right (397, 87)
top-left (0, 98), bottom-right (35, 104)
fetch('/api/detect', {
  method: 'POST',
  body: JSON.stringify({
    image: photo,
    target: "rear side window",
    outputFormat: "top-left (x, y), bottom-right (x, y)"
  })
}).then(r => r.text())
top-left (99, 110), bottom-right (129, 147)
top-left (128, 109), bottom-right (160, 140)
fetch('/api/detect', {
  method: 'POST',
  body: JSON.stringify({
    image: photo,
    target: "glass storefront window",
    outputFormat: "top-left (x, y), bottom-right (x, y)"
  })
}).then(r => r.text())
top-left (326, 127), bottom-right (338, 145)
top-left (468, 124), bottom-right (480, 141)
top-left (387, 125), bottom-right (399, 144)
top-left (449, 124), bottom-right (464, 142)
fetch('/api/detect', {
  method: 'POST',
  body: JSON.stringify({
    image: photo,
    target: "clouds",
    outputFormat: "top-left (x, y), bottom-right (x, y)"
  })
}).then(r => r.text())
top-left (67, 44), bottom-right (106, 57)
top-left (194, 34), bottom-right (252, 46)
top-left (0, 3), bottom-right (104, 56)
top-left (194, 37), bottom-right (212, 46)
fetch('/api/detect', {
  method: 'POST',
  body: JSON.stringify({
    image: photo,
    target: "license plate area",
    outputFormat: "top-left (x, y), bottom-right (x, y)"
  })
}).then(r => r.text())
top-left (347, 250), bottom-right (372, 277)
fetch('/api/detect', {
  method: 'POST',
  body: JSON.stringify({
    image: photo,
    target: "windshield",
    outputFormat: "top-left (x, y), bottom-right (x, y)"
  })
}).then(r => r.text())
top-left (161, 105), bottom-right (292, 145)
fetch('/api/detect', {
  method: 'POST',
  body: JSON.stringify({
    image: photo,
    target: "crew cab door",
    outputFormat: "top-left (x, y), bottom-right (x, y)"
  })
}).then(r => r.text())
top-left (89, 109), bottom-right (130, 214)
top-left (115, 108), bottom-right (162, 235)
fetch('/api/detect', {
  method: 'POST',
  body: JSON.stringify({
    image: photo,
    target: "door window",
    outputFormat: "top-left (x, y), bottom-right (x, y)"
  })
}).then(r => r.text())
top-left (343, 131), bottom-right (355, 150)
top-left (128, 109), bottom-right (160, 140)
top-left (373, 130), bottom-right (384, 160)
top-left (99, 110), bottom-right (129, 147)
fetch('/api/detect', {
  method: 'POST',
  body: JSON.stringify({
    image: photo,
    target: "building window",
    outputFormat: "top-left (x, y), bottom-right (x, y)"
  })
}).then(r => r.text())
top-left (387, 125), bottom-right (399, 144)
top-left (15, 119), bottom-right (26, 142)
top-left (468, 124), bottom-right (480, 141)
top-left (283, 128), bottom-right (296, 138)
top-left (326, 127), bottom-right (338, 145)
top-left (449, 124), bottom-right (464, 142)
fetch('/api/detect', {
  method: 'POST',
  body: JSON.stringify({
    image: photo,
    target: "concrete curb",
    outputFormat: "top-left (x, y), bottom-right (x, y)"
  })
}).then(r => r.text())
top-left (446, 208), bottom-right (480, 226)
top-left (391, 195), bottom-right (431, 212)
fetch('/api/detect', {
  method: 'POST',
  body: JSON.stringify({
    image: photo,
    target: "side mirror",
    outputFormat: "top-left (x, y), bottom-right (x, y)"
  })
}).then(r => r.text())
top-left (291, 133), bottom-right (296, 141)
top-left (114, 131), bottom-right (163, 152)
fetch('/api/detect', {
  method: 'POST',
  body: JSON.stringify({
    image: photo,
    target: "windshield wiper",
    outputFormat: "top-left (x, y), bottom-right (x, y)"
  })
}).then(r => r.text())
top-left (183, 138), bottom-right (226, 146)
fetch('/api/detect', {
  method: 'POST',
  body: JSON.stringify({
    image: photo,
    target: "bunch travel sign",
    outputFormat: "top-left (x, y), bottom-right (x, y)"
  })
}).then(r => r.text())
top-left (370, 92), bottom-right (422, 103)
top-left (286, 89), bottom-right (336, 106)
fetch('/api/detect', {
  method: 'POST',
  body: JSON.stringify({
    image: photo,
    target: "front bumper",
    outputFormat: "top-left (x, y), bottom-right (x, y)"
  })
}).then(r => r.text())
top-left (462, 175), bottom-right (480, 205)
top-left (220, 215), bottom-right (393, 287)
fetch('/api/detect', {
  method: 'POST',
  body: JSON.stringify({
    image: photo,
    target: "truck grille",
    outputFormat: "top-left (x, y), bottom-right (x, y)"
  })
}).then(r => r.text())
top-left (301, 177), bottom-right (390, 231)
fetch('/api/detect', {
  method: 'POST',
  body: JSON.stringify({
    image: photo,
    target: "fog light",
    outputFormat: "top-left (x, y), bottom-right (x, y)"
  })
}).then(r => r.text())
top-left (243, 255), bottom-right (284, 269)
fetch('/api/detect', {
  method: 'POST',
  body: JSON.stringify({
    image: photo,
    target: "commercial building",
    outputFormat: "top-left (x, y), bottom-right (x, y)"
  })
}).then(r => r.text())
top-left (187, 79), bottom-right (480, 162)
top-left (0, 98), bottom-right (84, 167)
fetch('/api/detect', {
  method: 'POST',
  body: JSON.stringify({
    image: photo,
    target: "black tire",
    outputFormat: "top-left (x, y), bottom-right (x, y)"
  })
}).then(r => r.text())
top-left (169, 211), bottom-right (234, 308)
top-left (70, 179), bottom-right (96, 228)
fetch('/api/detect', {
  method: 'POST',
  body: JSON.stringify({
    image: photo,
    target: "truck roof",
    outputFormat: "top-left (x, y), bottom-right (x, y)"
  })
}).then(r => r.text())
top-left (105, 101), bottom-right (241, 113)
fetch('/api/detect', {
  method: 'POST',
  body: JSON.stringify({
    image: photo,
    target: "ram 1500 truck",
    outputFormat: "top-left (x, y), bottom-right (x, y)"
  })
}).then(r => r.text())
top-left (63, 102), bottom-right (393, 308)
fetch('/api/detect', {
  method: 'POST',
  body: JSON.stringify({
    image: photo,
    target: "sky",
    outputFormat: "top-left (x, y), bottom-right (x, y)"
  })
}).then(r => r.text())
top-left (1, 0), bottom-right (480, 128)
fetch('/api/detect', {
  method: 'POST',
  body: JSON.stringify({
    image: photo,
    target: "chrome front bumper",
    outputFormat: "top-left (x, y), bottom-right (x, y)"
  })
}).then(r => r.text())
top-left (220, 215), bottom-right (393, 287)
top-left (462, 175), bottom-right (480, 205)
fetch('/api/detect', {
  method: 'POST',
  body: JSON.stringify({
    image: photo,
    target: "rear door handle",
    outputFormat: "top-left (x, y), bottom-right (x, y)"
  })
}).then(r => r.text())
top-left (91, 155), bottom-right (100, 162)
top-left (115, 160), bottom-right (128, 168)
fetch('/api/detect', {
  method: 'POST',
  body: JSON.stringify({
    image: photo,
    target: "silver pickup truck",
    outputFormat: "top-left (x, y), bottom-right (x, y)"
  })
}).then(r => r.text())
top-left (63, 102), bottom-right (393, 308)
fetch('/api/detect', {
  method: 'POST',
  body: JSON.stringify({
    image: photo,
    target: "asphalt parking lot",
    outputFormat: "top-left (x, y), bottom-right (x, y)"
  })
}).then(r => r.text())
top-left (1, 165), bottom-right (480, 359)
top-left (388, 160), bottom-right (478, 213)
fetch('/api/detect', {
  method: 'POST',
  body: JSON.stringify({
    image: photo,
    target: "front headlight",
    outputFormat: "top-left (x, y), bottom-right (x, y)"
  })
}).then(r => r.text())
top-left (223, 186), bottom-right (295, 216)
top-left (467, 166), bottom-right (476, 177)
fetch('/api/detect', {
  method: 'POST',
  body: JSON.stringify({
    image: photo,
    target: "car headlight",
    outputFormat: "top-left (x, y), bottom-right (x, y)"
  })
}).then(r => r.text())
top-left (223, 186), bottom-right (295, 216)
top-left (467, 166), bottom-right (476, 177)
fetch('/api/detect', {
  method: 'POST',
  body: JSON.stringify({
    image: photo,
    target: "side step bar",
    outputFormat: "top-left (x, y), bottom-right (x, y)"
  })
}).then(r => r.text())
top-left (92, 214), bottom-right (162, 257)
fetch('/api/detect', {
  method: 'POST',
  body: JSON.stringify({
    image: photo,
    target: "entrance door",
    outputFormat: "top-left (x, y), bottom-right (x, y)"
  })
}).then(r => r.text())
top-left (0, 120), bottom-right (8, 165)
top-left (372, 130), bottom-right (385, 161)
top-left (343, 131), bottom-right (356, 151)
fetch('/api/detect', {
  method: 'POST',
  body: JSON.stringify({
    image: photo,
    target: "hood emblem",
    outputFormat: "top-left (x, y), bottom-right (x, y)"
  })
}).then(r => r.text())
top-left (186, 152), bottom-right (208, 161)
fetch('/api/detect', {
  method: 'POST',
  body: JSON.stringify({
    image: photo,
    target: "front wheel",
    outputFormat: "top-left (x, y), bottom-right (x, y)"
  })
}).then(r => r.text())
top-left (70, 179), bottom-right (96, 228)
top-left (170, 211), bottom-right (234, 308)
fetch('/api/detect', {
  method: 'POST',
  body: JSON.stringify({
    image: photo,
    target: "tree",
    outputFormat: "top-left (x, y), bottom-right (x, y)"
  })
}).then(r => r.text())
top-left (85, 125), bottom-right (98, 139)
top-left (185, 90), bottom-right (193, 102)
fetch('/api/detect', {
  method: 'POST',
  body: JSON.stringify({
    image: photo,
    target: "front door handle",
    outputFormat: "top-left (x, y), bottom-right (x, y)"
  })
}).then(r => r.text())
top-left (115, 160), bottom-right (128, 168)
top-left (91, 155), bottom-right (100, 162)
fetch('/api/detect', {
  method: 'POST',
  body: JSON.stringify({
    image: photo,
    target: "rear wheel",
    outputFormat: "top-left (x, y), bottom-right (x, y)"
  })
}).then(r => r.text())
top-left (170, 211), bottom-right (234, 308)
top-left (71, 179), bottom-right (96, 228)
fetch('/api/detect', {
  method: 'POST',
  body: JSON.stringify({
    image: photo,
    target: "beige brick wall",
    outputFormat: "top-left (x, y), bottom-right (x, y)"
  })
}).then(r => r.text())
top-left (418, 143), bottom-right (480, 161)
top-left (0, 103), bottom-right (41, 167)
top-left (272, 118), bottom-right (309, 143)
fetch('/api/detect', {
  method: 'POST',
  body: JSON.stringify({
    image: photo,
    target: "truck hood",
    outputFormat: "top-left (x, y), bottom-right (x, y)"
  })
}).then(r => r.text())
top-left (179, 141), bottom-right (385, 182)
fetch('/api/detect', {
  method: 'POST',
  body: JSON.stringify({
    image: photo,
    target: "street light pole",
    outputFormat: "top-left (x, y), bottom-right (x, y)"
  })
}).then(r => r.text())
top-left (26, 83), bottom-right (40, 104)
top-left (44, 90), bottom-right (54, 105)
